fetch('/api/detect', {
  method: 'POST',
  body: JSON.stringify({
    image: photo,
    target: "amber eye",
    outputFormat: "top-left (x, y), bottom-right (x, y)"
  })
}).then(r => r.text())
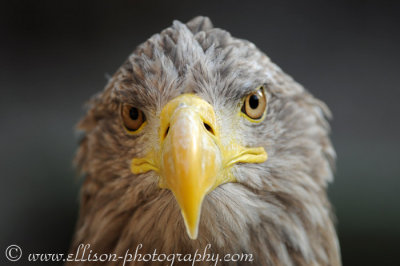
top-left (121, 104), bottom-right (146, 132)
top-left (242, 87), bottom-right (267, 120)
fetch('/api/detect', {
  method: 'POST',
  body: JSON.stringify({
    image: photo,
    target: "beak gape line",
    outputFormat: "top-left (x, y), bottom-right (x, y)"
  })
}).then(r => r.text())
top-left (131, 94), bottom-right (267, 239)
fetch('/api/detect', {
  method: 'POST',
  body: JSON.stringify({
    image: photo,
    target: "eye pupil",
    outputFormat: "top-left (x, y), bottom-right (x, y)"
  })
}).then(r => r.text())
top-left (249, 94), bottom-right (259, 109)
top-left (129, 107), bottom-right (139, 120)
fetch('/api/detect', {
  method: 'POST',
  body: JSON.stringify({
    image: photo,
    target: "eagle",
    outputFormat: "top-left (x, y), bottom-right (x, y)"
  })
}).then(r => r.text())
top-left (69, 17), bottom-right (341, 265)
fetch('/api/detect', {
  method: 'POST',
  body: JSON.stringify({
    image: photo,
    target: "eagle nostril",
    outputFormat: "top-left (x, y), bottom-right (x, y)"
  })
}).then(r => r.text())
top-left (163, 126), bottom-right (170, 140)
top-left (203, 122), bottom-right (215, 135)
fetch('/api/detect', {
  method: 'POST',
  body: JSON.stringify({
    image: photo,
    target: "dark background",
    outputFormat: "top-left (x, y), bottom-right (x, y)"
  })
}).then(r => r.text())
top-left (1, 0), bottom-right (399, 265)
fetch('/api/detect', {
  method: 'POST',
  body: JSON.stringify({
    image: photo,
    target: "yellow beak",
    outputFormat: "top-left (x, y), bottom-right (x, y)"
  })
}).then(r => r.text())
top-left (131, 94), bottom-right (267, 239)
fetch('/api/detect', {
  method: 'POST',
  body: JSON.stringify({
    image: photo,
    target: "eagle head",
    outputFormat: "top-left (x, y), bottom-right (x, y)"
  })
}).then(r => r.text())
top-left (70, 16), bottom-right (341, 265)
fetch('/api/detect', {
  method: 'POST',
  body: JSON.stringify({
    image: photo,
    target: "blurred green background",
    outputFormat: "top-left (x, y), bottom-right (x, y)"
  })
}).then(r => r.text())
top-left (1, 0), bottom-right (399, 265)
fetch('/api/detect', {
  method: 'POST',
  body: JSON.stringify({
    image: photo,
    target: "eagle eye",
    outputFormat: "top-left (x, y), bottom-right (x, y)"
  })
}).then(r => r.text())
top-left (241, 86), bottom-right (267, 120)
top-left (121, 103), bottom-right (146, 132)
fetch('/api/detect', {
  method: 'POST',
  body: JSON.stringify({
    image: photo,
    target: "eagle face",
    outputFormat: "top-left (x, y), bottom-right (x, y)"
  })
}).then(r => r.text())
top-left (72, 17), bottom-right (341, 265)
